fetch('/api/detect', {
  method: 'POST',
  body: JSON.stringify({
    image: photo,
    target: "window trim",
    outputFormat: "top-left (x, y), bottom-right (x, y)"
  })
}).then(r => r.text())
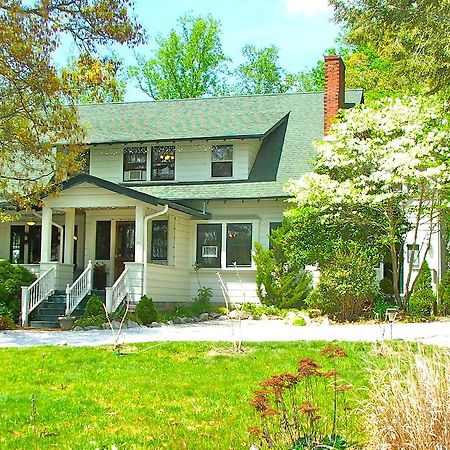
top-left (194, 220), bottom-right (257, 270)
top-left (123, 146), bottom-right (148, 182)
top-left (151, 145), bottom-right (176, 181)
top-left (211, 145), bottom-right (233, 178)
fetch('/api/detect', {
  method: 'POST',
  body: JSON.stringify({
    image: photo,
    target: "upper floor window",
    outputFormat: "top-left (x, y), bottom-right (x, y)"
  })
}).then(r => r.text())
top-left (407, 244), bottom-right (420, 268)
top-left (211, 145), bottom-right (233, 178)
top-left (123, 147), bottom-right (147, 181)
top-left (152, 145), bottom-right (175, 181)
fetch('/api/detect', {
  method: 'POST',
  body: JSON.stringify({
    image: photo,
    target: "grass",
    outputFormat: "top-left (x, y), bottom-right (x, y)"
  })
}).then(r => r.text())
top-left (0, 341), bottom-right (385, 449)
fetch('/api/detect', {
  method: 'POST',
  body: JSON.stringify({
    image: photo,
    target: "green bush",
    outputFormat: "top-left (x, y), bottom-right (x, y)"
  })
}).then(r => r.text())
top-left (83, 294), bottom-right (105, 318)
top-left (0, 260), bottom-right (35, 322)
top-left (191, 287), bottom-right (212, 315)
top-left (438, 270), bottom-right (450, 316)
top-left (135, 296), bottom-right (157, 325)
top-left (254, 241), bottom-right (312, 309)
top-left (372, 295), bottom-right (397, 320)
top-left (74, 316), bottom-right (105, 328)
top-left (379, 278), bottom-right (394, 295)
top-left (0, 303), bottom-right (13, 319)
top-left (241, 302), bottom-right (285, 318)
top-left (0, 315), bottom-right (15, 330)
top-left (306, 242), bottom-right (378, 322)
top-left (408, 261), bottom-right (435, 318)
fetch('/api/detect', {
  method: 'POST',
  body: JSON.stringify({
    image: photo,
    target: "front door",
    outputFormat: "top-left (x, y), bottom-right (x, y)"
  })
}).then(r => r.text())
top-left (115, 221), bottom-right (135, 280)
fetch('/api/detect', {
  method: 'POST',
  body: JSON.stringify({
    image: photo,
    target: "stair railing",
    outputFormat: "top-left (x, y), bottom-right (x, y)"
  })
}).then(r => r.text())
top-left (21, 266), bottom-right (56, 326)
top-left (105, 267), bottom-right (129, 313)
top-left (65, 260), bottom-right (93, 316)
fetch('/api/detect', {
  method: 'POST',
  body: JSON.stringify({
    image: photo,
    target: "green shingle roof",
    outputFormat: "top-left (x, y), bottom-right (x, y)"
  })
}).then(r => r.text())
top-left (77, 90), bottom-right (363, 201)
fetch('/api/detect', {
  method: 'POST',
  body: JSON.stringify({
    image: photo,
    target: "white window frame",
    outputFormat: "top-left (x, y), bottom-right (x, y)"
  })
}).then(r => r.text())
top-left (193, 220), bottom-right (259, 270)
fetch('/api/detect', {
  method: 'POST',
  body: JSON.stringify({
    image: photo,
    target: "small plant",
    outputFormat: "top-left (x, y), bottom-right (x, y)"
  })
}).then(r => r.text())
top-left (191, 287), bottom-right (212, 315)
top-left (437, 270), bottom-right (450, 316)
top-left (408, 261), bottom-right (435, 319)
top-left (84, 294), bottom-right (105, 318)
top-left (292, 317), bottom-right (306, 326)
top-left (0, 315), bottom-right (15, 330)
top-left (248, 345), bottom-right (356, 449)
top-left (135, 296), bottom-right (157, 325)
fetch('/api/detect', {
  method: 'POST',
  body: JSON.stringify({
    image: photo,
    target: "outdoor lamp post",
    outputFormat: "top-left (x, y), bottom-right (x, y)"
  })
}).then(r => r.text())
top-left (385, 307), bottom-right (398, 339)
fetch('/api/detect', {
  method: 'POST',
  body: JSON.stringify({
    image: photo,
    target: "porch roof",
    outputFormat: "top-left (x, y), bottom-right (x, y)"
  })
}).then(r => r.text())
top-left (62, 174), bottom-right (211, 218)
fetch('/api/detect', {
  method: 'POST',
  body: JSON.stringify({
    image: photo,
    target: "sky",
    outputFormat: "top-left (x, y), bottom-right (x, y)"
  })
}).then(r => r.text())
top-left (87, 0), bottom-right (341, 102)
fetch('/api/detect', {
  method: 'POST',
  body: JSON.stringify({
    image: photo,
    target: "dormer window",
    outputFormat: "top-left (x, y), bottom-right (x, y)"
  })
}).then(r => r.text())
top-left (123, 147), bottom-right (147, 181)
top-left (211, 145), bottom-right (233, 178)
top-left (152, 145), bottom-right (175, 181)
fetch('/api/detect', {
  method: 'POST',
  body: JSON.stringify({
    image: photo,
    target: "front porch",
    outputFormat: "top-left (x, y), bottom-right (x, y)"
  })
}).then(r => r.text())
top-left (18, 174), bottom-right (209, 327)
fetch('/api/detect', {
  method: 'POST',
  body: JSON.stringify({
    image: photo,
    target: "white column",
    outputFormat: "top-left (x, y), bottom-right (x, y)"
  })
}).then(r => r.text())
top-left (63, 208), bottom-right (75, 264)
top-left (40, 205), bottom-right (52, 263)
top-left (134, 205), bottom-right (146, 263)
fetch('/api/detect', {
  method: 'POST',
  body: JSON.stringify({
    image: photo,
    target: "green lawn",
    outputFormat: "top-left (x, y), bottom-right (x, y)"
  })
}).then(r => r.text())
top-left (0, 341), bottom-right (381, 449)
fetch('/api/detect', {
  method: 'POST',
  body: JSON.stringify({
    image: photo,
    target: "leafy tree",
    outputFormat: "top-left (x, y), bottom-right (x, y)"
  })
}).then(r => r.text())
top-left (438, 270), bottom-right (450, 316)
top-left (329, 0), bottom-right (450, 95)
top-left (234, 45), bottom-right (297, 95)
top-left (287, 96), bottom-right (450, 308)
top-left (297, 46), bottom-right (405, 100)
top-left (129, 14), bottom-right (229, 100)
top-left (61, 54), bottom-right (126, 104)
top-left (0, 1), bottom-right (143, 210)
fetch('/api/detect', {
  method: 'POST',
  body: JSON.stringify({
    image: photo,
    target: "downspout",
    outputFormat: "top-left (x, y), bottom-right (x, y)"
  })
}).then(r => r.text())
top-left (143, 204), bottom-right (169, 297)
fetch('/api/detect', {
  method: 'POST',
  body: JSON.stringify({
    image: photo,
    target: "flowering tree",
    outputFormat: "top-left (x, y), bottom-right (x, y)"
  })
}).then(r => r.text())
top-left (287, 96), bottom-right (450, 307)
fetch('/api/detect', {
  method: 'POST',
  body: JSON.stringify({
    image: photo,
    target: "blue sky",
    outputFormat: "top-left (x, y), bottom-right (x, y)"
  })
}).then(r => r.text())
top-left (92, 0), bottom-right (341, 101)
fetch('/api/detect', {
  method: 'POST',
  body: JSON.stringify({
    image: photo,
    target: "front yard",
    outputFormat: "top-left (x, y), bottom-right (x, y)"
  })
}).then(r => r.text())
top-left (0, 341), bottom-right (380, 449)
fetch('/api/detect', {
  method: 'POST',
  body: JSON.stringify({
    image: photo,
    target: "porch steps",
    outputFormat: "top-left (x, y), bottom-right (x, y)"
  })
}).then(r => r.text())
top-left (29, 290), bottom-right (105, 329)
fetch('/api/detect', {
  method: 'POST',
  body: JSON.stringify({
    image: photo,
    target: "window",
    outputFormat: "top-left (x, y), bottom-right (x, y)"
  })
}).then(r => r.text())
top-left (407, 244), bottom-right (420, 268)
top-left (211, 145), bottom-right (233, 177)
top-left (226, 223), bottom-right (252, 267)
top-left (95, 221), bottom-right (111, 259)
top-left (151, 220), bottom-right (168, 263)
top-left (196, 224), bottom-right (222, 268)
top-left (10, 225), bottom-right (25, 264)
top-left (151, 145), bottom-right (175, 181)
top-left (123, 147), bottom-right (147, 181)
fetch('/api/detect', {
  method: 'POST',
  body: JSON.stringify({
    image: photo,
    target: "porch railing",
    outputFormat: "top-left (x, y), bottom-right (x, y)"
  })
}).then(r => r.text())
top-left (105, 267), bottom-right (129, 313)
top-left (21, 266), bottom-right (56, 326)
top-left (65, 260), bottom-right (93, 316)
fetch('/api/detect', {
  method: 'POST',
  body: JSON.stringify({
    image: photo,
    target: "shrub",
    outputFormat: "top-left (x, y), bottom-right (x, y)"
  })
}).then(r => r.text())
top-left (0, 260), bottom-right (35, 322)
top-left (306, 242), bottom-right (378, 322)
top-left (241, 302), bottom-right (285, 318)
top-left (372, 295), bottom-right (397, 320)
top-left (191, 287), bottom-right (212, 315)
top-left (135, 296), bottom-right (157, 325)
top-left (408, 261), bottom-right (435, 318)
top-left (0, 315), bottom-right (15, 330)
top-left (379, 277), bottom-right (394, 295)
top-left (83, 294), bottom-right (105, 318)
top-left (254, 241), bottom-right (312, 309)
top-left (0, 303), bottom-right (13, 319)
top-left (438, 270), bottom-right (450, 316)
top-left (365, 345), bottom-right (450, 448)
top-left (74, 316), bottom-right (105, 328)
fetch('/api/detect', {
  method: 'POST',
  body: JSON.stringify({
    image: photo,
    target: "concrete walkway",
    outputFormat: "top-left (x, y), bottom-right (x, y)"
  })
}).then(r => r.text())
top-left (1, 320), bottom-right (450, 348)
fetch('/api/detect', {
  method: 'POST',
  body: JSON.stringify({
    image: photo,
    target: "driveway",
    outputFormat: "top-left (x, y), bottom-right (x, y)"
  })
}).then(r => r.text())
top-left (1, 320), bottom-right (450, 348)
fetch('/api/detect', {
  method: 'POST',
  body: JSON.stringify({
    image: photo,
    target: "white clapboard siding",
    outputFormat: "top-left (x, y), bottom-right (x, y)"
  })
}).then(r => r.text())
top-left (0, 223), bottom-right (10, 259)
top-left (89, 146), bottom-right (123, 183)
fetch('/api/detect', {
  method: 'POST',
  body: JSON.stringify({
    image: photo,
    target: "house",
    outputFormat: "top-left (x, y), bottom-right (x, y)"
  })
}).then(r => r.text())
top-left (1, 56), bottom-right (367, 326)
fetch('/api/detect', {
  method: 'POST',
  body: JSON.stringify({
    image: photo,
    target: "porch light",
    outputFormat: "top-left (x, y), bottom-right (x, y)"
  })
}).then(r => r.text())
top-left (73, 236), bottom-right (78, 241)
top-left (26, 220), bottom-right (36, 226)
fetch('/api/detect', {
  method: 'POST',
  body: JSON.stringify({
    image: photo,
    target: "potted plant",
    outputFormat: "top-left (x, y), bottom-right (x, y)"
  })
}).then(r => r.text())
top-left (58, 315), bottom-right (76, 330)
top-left (93, 262), bottom-right (107, 290)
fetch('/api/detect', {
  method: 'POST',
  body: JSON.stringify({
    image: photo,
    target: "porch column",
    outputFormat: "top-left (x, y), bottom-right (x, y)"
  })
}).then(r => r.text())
top-left (134, 205), bottom-right (145, 263)
top-left (63, 208), bottom-right (75, 264)
top-left (40, 205), bottom-right (52, 263)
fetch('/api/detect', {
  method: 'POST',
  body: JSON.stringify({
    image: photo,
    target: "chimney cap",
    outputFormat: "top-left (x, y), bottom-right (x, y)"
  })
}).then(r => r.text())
top-left (324, 54), bottom-right (343, 61)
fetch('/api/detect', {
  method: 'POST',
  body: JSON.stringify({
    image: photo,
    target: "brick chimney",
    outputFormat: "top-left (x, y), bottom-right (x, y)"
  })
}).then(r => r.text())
top-left (324, 55), bottom-right (345, 134)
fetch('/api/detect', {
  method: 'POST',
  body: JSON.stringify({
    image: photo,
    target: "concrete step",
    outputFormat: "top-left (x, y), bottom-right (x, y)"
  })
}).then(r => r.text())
top-left (29, 320), bottom-right (60, 329)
